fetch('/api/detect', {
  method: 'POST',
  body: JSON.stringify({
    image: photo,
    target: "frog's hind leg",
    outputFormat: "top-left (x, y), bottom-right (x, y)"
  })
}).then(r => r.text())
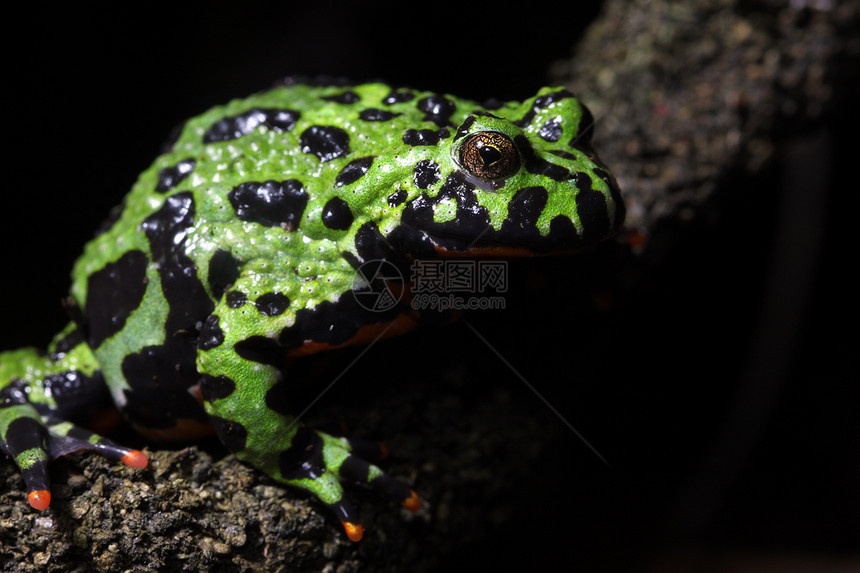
top-left (199, 353), bottom-right (421, 542)
top-left (340, 437), bottom-right (422, 512)
top-left (262, 427), bottom-right (422, 542)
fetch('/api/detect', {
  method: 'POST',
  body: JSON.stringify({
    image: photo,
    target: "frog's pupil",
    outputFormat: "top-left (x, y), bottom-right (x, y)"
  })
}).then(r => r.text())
top-left (478, 145), bottom-right (502, 167)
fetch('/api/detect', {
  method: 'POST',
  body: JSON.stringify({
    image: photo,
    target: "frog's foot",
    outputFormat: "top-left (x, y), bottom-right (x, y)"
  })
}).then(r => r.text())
top-left (0, 404), bottom-right (148, 510)
top-left (273, 429), bottom-right (421, 542)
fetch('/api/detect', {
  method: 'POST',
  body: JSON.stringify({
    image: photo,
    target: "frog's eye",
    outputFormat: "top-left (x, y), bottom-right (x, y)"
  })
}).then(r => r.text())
top-left (459, 131), bottom-right (519, 180)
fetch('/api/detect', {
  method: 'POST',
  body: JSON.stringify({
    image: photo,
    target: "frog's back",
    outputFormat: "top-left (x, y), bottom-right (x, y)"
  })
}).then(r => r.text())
top-left (71, 82), bottom-right (480, 313)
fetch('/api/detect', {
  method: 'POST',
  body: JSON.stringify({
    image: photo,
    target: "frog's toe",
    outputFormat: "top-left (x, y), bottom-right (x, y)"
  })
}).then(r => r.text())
top-left (317, 448), bottom-right (420, 542)
top-left (340, 437), bottom-right (422, 511)
top-left (46, 421), bottom-right (149, 469)
top-left (0, 405), bottom-right (52, 508)
top-left (39, 421), bottom-right (148, 508)
top-left (276, 429), bottom-right (420, 541)
top-left (338, 443), bottom-right (422, 513)
top-left (27, 489), bottom-right (52, 510)
top-left (0, 403), bottom-right (147, 510)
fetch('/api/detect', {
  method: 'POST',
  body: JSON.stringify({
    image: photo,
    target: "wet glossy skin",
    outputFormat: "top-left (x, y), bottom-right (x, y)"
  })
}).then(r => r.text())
top-left (0, 80), bottom-right (623, 541)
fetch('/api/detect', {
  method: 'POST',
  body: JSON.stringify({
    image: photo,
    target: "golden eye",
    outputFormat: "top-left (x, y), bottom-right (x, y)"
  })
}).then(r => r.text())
top-left (459, 131), bottom-right (519, 180)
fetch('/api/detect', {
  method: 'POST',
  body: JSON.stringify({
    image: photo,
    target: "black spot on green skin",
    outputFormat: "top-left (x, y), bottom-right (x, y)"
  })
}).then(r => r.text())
top-left (335, 156), bottom-right (374, 187)
top-left (203, 108), bottom-right (300, 143)
top-left (396, 173), bottom-right (492, 252)
top-left (382, 89), bottom-right (415, 104)
top-left (278, 289), bottom-right (401, 349)
top-left (233, 336), bottom-right (284, 368)
top-left (263, 378), bottom-right (291, 417)
top-left (277, 426), bottom-right (325, 480)
top-left (340, 251), bottom-right (361, 270)
top-left (453, 115), bottom-right (476, 141)
top-left (155, 158), bottom-right (195, 193)
top-left (413, 160), bottom-right (440, 189)
top-left (199, 315), bottom-right (225, 350)
top-left (50, 328), bottom-right (85, 358)
top-left (225, 290), bottom-right (247, 309)
top-left (387, 189), bottom-right (407, 207)
top-left (121, 343), bottom-right (208, 429)
top-left (85, 249), bottom-right (149, 348)
top-left (538, 118), bottom-right (563, 142)
top-left (359, 109), bottom-right (400, 121)
top-left (300, 125), bottom-right (350, 162)
top-left (44, 369), bottom-right (111, 425)
top-left (119, 191), bottom-right (213, 430)
top-left (386, 220), bottom-right (440, 259)
top-left (0, 379), bottom-right (28, 408)
top-left (321, 91), bottom-right (360, 104)
top-left (573, 172), bottom-right (610, 243)
top-left (354, 222), bottom-right (408, 266)
top-left (228, 180), bottom-right (309, 229)
top-left (141, 193), bottom-right (213, 337)
top-left (514, 135), bottom-right (572, 182)
top-left (402, 128), bottom-right (450, 146)
top-left (255, 292), bottom-right (290, 317)
top-left (417, 94), bottom-right (457, 127)
top-left (534, 90), bottom-right (574, 107)
top-left (199, 374), bottom-right (236, 403)
top-left (514, 89), bottom-right (574, 128)
top-left (208, 249), bottom-right (241, 298)
top-left (142, 193), bottom-right (196, 254)
top-left (548, 149), bottom-right (578, 161)
top-left (321, 197), bottom-right (354, 230)
top-left (498, 186), bottom-right (549, 242)
top-left (208, 414), bottom-right (248, 452)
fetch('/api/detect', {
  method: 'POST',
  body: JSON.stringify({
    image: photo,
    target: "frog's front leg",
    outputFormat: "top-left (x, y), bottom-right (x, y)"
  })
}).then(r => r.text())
top-left (0, 339), bottom-right (148, 510)
top-left (196, 299), bottom-right (420, 542)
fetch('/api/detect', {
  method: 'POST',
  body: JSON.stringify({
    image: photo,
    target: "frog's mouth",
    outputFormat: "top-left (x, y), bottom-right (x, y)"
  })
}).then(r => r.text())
top-left (389, 216), bottom-right (591, 258)
top-left (390, 194), bottom-right (615, 259)
top-left (389, 173), bottom-right (623, 258)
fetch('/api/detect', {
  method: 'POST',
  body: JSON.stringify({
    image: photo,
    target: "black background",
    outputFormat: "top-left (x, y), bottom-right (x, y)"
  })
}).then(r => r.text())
top-left (4, 2), bottom-right (857, 570)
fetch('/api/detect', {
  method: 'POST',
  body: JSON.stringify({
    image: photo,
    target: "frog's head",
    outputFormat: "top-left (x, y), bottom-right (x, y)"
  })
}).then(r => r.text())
top-left (392, 89), bottom-right (624, 257)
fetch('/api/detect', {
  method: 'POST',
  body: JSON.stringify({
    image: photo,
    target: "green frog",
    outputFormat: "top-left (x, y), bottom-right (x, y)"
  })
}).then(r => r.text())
top-left (0, 79), bottom-right (623, 541)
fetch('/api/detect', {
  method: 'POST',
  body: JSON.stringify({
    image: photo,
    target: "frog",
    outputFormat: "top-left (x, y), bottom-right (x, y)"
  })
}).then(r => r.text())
top-left (0, 79), bottom-right (624, 541)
